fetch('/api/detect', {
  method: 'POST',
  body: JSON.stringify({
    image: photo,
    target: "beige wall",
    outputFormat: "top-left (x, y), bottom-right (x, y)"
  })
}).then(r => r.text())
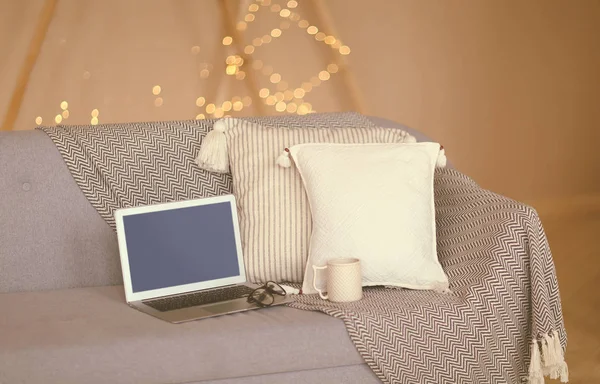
top-left (2, 0), bottom-right (599, 206)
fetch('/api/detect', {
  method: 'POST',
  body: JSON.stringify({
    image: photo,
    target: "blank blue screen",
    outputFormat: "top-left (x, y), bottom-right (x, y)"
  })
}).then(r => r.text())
top-left (122, 201), bottom-right (241, 293)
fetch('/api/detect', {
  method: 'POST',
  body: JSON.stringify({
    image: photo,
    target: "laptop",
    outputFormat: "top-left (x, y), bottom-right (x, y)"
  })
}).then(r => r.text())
top-left (114, 194), bottom-right (292, 323)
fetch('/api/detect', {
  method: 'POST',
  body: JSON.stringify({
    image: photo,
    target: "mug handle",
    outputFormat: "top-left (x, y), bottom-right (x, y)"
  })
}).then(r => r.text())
top-left (312, 265), bottom-right (329, 300)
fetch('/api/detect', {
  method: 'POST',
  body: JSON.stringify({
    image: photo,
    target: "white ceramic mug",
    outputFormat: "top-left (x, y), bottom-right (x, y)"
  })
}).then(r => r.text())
top-left (312, 258), bottom-right (363, 302)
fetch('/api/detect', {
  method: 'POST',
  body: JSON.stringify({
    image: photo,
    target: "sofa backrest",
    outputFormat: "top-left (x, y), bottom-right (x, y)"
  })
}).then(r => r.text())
top-left (0, 117), bottom-right (439, 293)
top-left (0, 130), bottom-right (122, 293)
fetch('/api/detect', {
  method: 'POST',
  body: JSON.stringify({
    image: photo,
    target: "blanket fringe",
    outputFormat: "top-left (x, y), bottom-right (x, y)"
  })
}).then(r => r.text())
top-left (527, 332), bottom-right (569, 384)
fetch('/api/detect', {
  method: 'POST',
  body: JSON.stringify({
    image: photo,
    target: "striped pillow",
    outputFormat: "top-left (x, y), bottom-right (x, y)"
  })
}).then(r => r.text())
top-left (197, 117), bottom-right (416, 284)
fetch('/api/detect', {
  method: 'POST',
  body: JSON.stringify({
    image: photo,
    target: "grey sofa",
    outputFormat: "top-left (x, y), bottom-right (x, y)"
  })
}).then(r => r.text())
top-left (0, 117), bottom-right (428, 384)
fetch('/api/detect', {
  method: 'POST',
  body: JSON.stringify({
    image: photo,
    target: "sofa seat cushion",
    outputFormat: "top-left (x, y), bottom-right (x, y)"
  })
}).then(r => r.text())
top-left (0, 286), bottom-right (364, 384)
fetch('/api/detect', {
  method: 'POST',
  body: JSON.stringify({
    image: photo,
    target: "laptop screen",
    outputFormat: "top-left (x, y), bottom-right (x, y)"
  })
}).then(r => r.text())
top-left (121, 201), bottom-right (241, 293)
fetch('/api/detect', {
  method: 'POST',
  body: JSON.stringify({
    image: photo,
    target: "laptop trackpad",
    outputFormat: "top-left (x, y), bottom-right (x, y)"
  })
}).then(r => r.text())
top-left (204, 300), bottom-right (254, 314)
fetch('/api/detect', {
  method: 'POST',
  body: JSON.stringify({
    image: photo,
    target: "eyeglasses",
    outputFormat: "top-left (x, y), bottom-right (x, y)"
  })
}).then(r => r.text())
top-left (247, 281), bottom-right (287, 307)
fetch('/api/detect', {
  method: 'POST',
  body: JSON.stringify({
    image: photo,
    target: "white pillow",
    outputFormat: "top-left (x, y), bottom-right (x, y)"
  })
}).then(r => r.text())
top-left (288, 142), bottom-right (449, 294)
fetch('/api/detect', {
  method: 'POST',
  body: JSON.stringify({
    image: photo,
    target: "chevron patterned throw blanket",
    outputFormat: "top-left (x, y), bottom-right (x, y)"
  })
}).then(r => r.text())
top-left (39, 113), bottom-right (567, 384)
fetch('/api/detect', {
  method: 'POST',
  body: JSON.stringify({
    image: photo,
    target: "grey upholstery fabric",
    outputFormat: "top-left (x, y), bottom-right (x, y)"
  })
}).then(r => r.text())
top-left (0, 285), bottom-right (364, 384)
top-left (0, 130), bottom-right (121, 293)
top-left (197, 364), bottom-right (380, 383)
top-left (0, 117), bottom-right (431, 293)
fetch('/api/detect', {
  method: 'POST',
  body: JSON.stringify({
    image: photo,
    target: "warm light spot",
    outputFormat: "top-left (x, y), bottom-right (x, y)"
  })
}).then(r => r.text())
top-left (275, 101), bottom-right (287, 112)
top-left (339, 45), bottom-right (351, 55)
top-left (310, 76), bottom-right (321, 86)
top-left (302, 102), bottom-right (312, 112)
top-left (242, 96), bottom-right (252, 106)
top-left (271, 28), bottom-right (282, 37)
top-left (293, 88), bottom-right (305, 98)
top-left (196, 113), bottom-right (206, 120)
top-left (244, 45), bottom-right (255, 55)
top-left (332, 40), bottom-right (342, 49)
top-left (222, 101), bottom-right (233, 111)
top-left (327, 63), bottom-right (339, 73)
top-left (35, 116), bottom-right (43, 125)
top-left (206, 103), bottom-right (216, 114)
top-left (237, 21), bottom-right (247, 31)
top-left (196, 97), bottom-right (206, 107)
top-left (262, 35), bottom-right (272, 44)
top-left (290, 12), bottom-right (300, 21)
top-left (301, 82), bottom-right (313, 92)
top-left (280, 21), bottom-right (290, 29)
top-left (91, 109), bottom-right (99, 117)
top-left (253, 60), bottom-right (263, 70)
top-left (191, 45), bottom-right (200, 54)
top-left (249, 3), bottom-right (259, 12)
top-left (154, 97), bottom-right (164, 107)
top-left (83, 71), bottom-right (91, 79)
top-left (270, 4), bottom-right (281, 12)
top-left (200, 69), bottom-right (210, 78)
top-left (298, 20), bottom-right (309, 28)
top-left (259, 88), bottom-right (270, 98)
top-left (315, 32), bottom-right (326, 41)
top-left (252, 38), bottom-right (263, 47)
top-left (222, 36), bottom-right (233, 45)
top-left (60, 101), bottom-right (68, 110)
top-left (274, 92), bottom-right (284, 102)
top-left (283, 90), bottom-right (294, 101)
top-left (236, 71), bottom-right (246, 80)
top-left (226, 55), bottom-right (236, 65)
top-left (233, 101), bottom-right (244, 111)
top-left (287, 0), bottom-right (298, 8)
top-left (270, 73), bottom-right (281, 83)
top-left (235, 56), bottom-right (244, 65)
top-left (306, 26), bottom-right (318, 35)
top-left (54, 114), bottom-right (61, 123)
top-left (297, 105), bottom-right (308, 115)
top-left (324, 36), bottom-right (336, 45)
top-left (266, 95), bottom-right (277, 105)
top-left (245, 14), bottom-right (255, 22)
top-left (91, 117), bottom-right (99, 125)
top-left (214, 108), bottom-right (224, 118)
top-left (318, 70), bottom-right (330, 81)
top-left (62, 110), bottom-right (70, 119)
top-left (262, 65), bottom-right (273, 75)
top-left (279, 9), bottom-right (291, 18)
top-left (226, 65), bottom-right (238, 75)
top-left (152, 85), bottom-right (161, 95)
top-left (286, 103), bottom-right (298, 113)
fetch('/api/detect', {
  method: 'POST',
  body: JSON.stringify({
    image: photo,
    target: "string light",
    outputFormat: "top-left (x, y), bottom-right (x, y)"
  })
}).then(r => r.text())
top-left (36, 4), bottom-right (353, 123)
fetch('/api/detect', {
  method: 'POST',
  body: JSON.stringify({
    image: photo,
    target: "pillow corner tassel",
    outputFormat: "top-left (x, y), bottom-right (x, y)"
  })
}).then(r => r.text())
top-left (276, 148), bottom-right (292, 168)
top-left (195, 120), bottom-right (229, 173)
top-left (436, 145), bottom-right (447, 168)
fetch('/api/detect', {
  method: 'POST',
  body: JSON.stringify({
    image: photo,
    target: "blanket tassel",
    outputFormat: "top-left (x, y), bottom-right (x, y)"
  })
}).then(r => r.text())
top-left (528, 332), bottom-right (569, 384)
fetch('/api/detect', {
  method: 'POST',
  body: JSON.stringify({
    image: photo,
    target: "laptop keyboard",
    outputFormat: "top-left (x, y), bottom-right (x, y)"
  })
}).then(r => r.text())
top-left (143, 285), bottom-right (255, 312)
